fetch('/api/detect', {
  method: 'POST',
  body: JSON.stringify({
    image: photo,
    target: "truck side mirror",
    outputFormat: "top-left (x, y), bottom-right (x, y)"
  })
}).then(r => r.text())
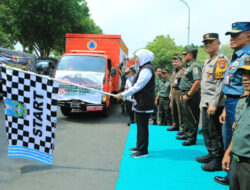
top-left (110, 67), bottom-right (117, 77)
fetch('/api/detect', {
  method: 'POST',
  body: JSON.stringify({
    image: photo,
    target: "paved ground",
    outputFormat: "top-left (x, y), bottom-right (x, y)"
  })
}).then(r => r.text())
top-left (0, 101), bottom-right (130, 190)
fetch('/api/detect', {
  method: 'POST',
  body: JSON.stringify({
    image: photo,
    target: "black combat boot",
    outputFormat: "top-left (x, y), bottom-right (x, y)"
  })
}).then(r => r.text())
top-left (201, 158), bottom-right (222, 171)
top-left (196, 154), bottom-right (212, 163)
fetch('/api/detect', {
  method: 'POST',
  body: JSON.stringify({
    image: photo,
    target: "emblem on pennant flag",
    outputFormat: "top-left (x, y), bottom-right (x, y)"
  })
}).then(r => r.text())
top-left (4, 99), bottom-right (27, 118)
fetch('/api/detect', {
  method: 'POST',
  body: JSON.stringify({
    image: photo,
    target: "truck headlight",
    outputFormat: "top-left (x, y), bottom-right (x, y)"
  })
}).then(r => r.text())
top-left (102, 95), bottom-right (107, 102)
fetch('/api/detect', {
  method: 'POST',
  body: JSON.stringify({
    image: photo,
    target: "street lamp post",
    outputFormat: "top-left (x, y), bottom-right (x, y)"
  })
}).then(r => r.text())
top-left (180, 0), bottom-right (190, 46)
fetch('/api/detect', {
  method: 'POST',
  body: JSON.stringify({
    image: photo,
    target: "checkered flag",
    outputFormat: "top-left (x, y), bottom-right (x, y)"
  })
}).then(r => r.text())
top-left (1, 66), bottom-right (59, 165)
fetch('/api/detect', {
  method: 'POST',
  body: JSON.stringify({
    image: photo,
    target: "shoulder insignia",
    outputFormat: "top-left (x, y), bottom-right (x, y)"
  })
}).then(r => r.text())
top-left (214, 58), bottom-right (228, 79)
top-left (244, 57), bottom-right (250, 63)
top-left (191, 62), bottom-right (197, 66)
top-left (193, 67), bottom-right (198, 74)
top-left (218, 58), bottom-right (226, 69)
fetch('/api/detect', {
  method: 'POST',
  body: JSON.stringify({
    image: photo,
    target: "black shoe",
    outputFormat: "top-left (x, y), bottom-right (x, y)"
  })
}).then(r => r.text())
top-left (182, 140), bottom-right (196, 146)
top-left (201, 159), bottom-right (222, 171)
top-left (177, 131), bottom-right (184, 135)
top-left (127, 122), bottom-right (130, 126)
top-left (167, 127), bottom-right (179, 131)
top-left (196, 154), bottom-right (212, 164)
top-left (176, 135), bottom-right (187, 140)
top-left (214, 176), bottom-right (229, 186)
top-left (129, 147), bottom-right (138, 153)
top-left (130, 151), bottom-right (148, 158)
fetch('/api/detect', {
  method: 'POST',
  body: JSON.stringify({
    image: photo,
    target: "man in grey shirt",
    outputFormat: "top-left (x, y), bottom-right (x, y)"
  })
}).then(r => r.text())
top-left (196, 33), bottom-right (228, 171)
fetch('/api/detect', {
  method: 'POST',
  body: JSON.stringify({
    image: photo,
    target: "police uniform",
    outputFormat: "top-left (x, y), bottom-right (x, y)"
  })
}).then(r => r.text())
top-left (230, 59), bottom-right (250, 190)
top-left (157, 69), bottom-right (172, 125)
top-left (198, 33), bottom-right (229, 171)
top-left (168, 55), bottom-right (185, 131)
top-left (179, 48), bottom-right (202, 145)
top-left (214, 22), bottom-right (250, 186)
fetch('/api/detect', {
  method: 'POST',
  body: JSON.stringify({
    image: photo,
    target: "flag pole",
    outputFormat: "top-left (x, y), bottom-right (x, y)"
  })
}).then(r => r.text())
top-left (0, 64), bottom-right (135, 103)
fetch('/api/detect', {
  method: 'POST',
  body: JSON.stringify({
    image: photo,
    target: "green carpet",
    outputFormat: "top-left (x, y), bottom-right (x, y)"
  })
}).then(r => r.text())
top-left (116, 124), bottom-right (228, 190)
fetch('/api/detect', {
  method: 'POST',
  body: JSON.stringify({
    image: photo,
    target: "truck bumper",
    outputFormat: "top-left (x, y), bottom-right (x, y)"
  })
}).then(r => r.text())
top-left (57, 100), bottom-right (104, 111)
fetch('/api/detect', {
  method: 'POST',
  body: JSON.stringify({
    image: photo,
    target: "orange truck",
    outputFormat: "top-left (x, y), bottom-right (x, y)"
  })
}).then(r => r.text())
top-left (55, 34), bottom-right (128, 116)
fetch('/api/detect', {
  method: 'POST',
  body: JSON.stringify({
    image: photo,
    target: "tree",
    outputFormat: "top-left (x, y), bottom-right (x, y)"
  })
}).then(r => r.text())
top-left (0, 0), bottom-right (102, 57)
top-left (221, 43), bottom-right (233, 60)
top-left (0, 30), bottom-right (15, 49)
top-left (145, 35), bottom-right (185, 70)
top-left (196, 46), bottom-right (209, 67)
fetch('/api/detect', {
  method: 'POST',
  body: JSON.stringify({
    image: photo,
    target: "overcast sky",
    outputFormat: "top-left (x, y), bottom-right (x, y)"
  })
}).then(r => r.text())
top-left (87, 0), bottom-right (250, 57)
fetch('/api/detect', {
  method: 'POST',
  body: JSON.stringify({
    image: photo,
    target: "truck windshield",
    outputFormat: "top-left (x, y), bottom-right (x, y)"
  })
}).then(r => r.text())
top-left (57, 55), bottom-right (106, 73)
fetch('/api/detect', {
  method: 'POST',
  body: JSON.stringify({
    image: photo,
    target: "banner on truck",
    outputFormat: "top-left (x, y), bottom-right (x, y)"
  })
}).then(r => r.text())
top-left (56, 71), bottom-right (105, 104)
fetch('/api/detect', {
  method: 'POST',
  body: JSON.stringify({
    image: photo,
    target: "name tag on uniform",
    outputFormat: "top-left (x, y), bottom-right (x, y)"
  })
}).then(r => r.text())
top-left (232, 62), bottom-right (239, 67)
top-left (224, 74), bottom-right (230, 85)
top-left (174, 79), bottom-right (178, 85)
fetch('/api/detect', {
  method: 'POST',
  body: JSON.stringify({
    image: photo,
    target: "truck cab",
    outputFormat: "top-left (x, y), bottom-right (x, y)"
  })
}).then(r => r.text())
top-left (55, 34), bottom-right (128, 116)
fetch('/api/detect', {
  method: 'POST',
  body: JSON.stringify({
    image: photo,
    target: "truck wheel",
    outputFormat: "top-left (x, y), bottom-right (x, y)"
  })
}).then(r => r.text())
top-left (60, 106), bottom-right (72, 116)
top-left (102, 105), bottom-right (110, 117)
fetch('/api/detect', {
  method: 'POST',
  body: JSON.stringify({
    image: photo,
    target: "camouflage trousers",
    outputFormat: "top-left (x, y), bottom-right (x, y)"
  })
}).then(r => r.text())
top-left (158, 97), bottom-right (172, 126)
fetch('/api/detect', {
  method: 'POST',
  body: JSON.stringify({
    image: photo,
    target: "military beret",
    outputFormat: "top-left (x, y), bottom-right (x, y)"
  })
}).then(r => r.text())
top-left (202, 33), bottom-right (219, 42)
top-left (182, 48), bottom-right (198, 58)
top-left (225, 22), bottom-right (250, 35)
top-left (173, 54), bottom-right (182, 61)
top-left (162, 68), bottom-right (170, 73)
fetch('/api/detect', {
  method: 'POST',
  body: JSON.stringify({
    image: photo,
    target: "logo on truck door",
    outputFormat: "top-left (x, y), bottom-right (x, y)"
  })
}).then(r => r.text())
top-left (87, 40), bottom-right (97, 50)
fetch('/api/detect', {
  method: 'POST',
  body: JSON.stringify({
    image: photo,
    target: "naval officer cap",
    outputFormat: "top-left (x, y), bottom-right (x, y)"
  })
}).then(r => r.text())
top-left (225, 22), bottom-right (250, 35)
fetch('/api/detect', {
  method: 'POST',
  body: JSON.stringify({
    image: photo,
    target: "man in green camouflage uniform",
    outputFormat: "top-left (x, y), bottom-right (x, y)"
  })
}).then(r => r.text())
top-left (177, 48), bottom-right (202, 146)
top-left (222, 56), bottom-right (250, 190)
top-left (152, 67), bottom-right (162, 125)
top-left (155, 69), bottom-right (172, 126)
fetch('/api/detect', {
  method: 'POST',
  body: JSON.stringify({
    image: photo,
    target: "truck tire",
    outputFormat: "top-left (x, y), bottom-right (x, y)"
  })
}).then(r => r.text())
top-left (60, 106), bottom-right (72, 116)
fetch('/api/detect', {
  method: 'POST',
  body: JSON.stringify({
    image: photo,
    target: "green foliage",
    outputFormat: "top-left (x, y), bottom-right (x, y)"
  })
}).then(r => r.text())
top-left (221, 43), bottom-right (233, 60)
top-left (145, 35), bottom-right (185, 70)
top-left (0, 29), bottom-right (15, 49)
top-left (196, 47), bottom-right (209, 67)
top-left (0, 0), bottom-right (102, 57)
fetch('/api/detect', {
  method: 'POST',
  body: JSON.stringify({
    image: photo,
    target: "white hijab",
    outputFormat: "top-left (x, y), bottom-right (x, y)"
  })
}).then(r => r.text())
top-left (135, 49), bottom-right (154, 66)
